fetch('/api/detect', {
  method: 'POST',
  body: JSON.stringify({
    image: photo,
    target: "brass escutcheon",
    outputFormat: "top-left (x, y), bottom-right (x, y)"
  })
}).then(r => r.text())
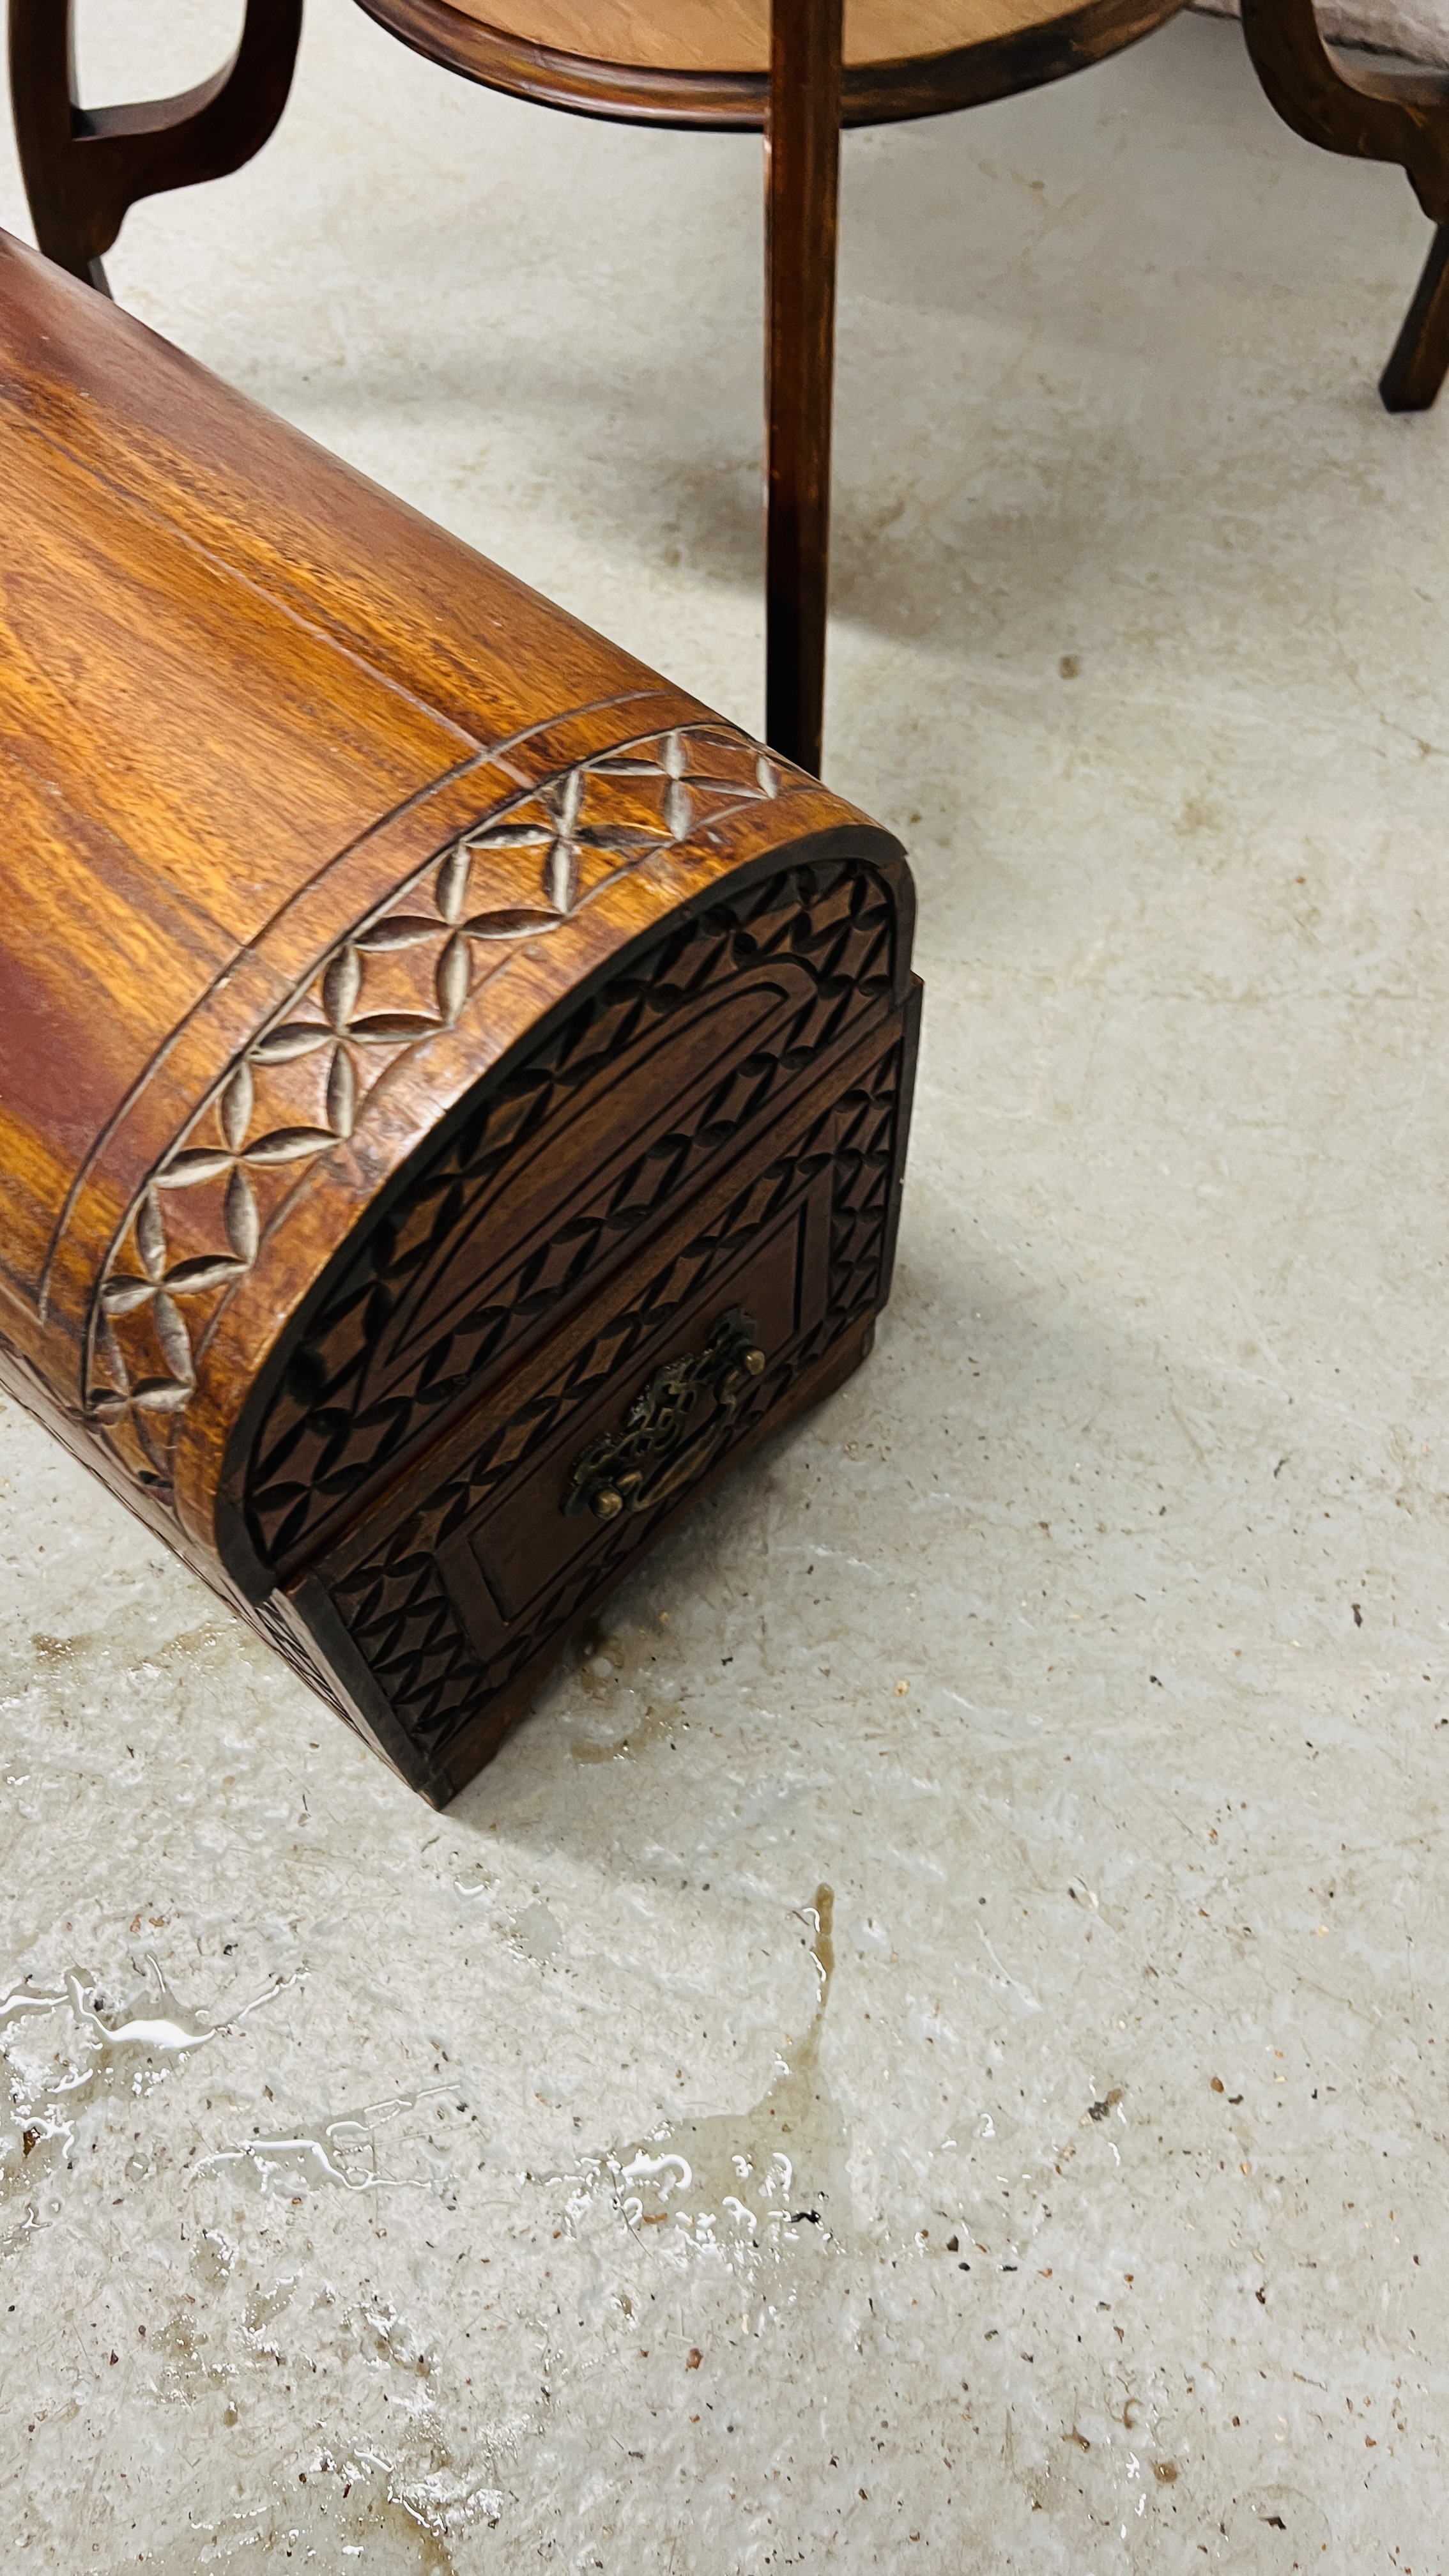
top-left (562, 1307), bottom-right (767, 1524)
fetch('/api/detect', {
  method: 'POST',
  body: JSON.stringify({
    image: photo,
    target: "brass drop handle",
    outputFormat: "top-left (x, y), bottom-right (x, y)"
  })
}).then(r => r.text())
top-left (562, 1307), bottom-right (766, 1524)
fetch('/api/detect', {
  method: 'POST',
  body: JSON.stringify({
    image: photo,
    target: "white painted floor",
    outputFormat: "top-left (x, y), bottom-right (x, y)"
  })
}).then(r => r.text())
top-left (3, 4), bottom-right (1448, 2565)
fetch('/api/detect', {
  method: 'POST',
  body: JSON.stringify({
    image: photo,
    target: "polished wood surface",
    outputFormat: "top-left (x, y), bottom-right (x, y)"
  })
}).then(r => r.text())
top-left (10, 0), bottom-right (1184, 780)
top-left (1380, 220), bottom-right (1449, 408)
top-left (0, 229), bottom-right (918, 1800)
top-left (765, 0), bottom-right (843, 777)
top-left (434, 0), bottom-right (1134, 72)
top-left (357, 0), bottom-right (1183, 126)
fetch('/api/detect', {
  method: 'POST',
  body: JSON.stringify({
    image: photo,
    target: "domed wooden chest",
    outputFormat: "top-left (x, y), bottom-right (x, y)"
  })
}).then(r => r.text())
top-left (0, 231), bottom-right (920, 1804)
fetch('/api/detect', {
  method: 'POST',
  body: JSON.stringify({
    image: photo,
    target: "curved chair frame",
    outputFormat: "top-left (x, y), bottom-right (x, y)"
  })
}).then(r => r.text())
top-left (9, 0), bottom-right (302, 296)
top-left (1239, 0), bottom-right (1449, 410)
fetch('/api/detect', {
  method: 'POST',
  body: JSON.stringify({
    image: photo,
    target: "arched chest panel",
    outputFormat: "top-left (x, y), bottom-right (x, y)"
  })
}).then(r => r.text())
top-left (227, 848), bottom-right (918, 1797)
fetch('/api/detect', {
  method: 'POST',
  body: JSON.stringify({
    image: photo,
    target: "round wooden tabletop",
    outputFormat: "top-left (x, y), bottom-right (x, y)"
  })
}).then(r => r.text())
top-left (354, 0), bottom-right (1185, 128)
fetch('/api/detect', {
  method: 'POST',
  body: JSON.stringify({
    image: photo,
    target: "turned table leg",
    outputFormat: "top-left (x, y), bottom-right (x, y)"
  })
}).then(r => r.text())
top-left (8, 0), bottom-right (303, 293)
top-left (764, 0), bottom-right (844, 778)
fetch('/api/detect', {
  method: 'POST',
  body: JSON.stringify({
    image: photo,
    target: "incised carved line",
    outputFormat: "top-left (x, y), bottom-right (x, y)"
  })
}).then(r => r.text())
top-left (79, 723), bottom-right (788, 1506)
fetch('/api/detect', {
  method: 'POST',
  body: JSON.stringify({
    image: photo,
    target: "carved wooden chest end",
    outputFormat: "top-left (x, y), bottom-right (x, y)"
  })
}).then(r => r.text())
top-left (0, 233), bottom-right (919, 1804)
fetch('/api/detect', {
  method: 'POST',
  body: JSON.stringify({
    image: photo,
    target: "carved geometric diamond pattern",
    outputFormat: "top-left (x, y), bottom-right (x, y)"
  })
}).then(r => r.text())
top-left (377, 1132), bottom-right (830, 1571)
top-left (245, 858), bottom-right (897, 1567)
top-left (250, 1595), bottom-right (347, 1720)
top-left (81, 723), bottom-right (788, 1503)
top-left (325, 1038), bottom-right (905, 1766)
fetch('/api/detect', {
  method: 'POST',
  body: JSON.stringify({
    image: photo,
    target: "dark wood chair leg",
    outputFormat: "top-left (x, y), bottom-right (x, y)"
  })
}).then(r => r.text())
top-left (8, 0), bottom-right (303, 295)
top-left (1239, 0), bottom-right (1449, 411)
top-left (763, 0), bottom-right (843, 778)
top-left (1379, 220), bottom-right (1449, 410)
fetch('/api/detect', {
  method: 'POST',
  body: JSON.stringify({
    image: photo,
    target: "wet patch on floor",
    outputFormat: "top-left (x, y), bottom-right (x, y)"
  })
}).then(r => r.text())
top-left (552, 1888), bottom-right (847, 2299)
top-left (0, 1956), bottom-right (291, 2245)
top-left (566, 1618), bottom-right (691, 1764)
top-left (191, 2080), bottom-right (454, 2197)
top-left (138, 2466), bottom-right (471, 2572)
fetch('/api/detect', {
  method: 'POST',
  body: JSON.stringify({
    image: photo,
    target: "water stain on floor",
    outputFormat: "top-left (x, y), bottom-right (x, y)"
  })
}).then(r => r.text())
top-left (567, 1620), bottom-right (688, 1763)
top-left (190, 2080), bottom-right (450, 2198)
top-left (0, 1957), bottom-right (286, 2241)
top-left (556, 1886), bottom-right (848, 2283)
top-left (568, 1694), bottom-right (685, 1764)
top-left (142, 2474), bottom-right (462, 2572)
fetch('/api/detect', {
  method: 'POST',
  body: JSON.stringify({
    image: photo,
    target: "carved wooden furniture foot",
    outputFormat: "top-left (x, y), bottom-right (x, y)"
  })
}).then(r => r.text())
top-left (0, 227), bottom-right (921, 1806)
top-left (8, 0), bottom-right (302, 293)
top-left (1239, 0), bottom-right (1449, 411)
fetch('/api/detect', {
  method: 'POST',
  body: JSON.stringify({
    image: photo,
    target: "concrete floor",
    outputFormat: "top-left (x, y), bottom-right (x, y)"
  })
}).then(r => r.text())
top-left (3, 4), bottom-right (1448, 2565)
